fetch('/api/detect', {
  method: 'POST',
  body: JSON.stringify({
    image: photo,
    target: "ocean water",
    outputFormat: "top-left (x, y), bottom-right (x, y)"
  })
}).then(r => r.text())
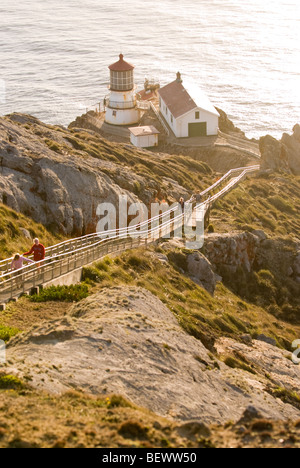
top-left (0, 0), bottom-right (299, 139)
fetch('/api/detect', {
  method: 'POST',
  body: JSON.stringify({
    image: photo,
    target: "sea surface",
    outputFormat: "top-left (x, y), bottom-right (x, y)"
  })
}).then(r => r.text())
top-left (0, 0), bottom-right (299, 139)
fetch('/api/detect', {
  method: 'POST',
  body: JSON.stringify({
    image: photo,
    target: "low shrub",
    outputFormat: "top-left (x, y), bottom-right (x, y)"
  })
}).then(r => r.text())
top-left (0, 373), bottom-right (24, 390)
top-left (30, 284), bottom-right (89, 302)
top-left (0, 324), bottom-right (20, 342)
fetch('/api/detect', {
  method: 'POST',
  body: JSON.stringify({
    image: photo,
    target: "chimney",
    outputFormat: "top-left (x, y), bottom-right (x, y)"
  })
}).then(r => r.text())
top-left (176, 72), bottom-right (182, 83)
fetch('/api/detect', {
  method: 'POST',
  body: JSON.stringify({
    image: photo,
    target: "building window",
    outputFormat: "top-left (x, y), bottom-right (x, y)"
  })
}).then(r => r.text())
top-left (171, 115), bottom-right (173, 124)
top-left (195, 111), bottom-right (200, 119)
top-left (112, 111), bottom-right (117, 116)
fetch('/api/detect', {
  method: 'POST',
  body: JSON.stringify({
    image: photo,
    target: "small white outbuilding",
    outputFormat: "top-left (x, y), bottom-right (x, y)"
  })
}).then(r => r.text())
top-left (158, 72), bottom-right (220, 138)
top-left (129, 125), bottom-right (160, 148)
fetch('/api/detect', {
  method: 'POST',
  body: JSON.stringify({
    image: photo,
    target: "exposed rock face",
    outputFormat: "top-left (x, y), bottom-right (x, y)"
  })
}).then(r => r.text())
top-left (204, 232), bottom-right (260, 274)
top-left (6, 286), bottom-right (300, 424)
top-left (186, 251), bottom-right (217, 295)
top-left (215, 107), bottom-right (245, 137)
top-left (282, 124), bottom-right (300, 175)
top-left (260, 124), bottom-right (300, 175)
top-left (259, 135), bottom-right (284, 172)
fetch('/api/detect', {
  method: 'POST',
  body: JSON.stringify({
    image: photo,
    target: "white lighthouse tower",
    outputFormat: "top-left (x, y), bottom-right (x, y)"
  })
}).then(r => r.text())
top-left (105, 54), bottom-right (140, 126)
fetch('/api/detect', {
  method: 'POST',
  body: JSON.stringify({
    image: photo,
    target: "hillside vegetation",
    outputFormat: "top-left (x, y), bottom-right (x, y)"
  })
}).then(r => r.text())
top-left (212, 172), bottom-right (300, 238)
top-left (0, 203), bottom-right (63, 258)
top-left (2, 246), bottom-right (299, 353)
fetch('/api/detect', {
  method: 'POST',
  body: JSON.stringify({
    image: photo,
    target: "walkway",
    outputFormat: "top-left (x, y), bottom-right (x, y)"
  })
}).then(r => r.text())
top-left (0, 165), bottom-right (260, 305)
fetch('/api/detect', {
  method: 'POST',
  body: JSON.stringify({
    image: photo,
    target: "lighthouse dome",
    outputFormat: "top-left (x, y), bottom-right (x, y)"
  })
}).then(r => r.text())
top-left (108, 54), bottom-right (134, 72)
top-left (108, 54), bottom-right (135, 91)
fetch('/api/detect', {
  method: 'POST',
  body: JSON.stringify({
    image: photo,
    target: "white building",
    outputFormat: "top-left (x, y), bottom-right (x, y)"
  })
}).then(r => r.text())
top-left (105, 54), bottom-right (140, 126)
top-left (129, 126), bottom-right (160, 148)
top-left (158, 73), bottom-right (219, 138)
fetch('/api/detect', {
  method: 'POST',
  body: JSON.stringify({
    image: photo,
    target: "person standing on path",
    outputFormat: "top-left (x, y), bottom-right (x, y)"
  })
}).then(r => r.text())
top-left (23, 238), bottom-right (46, 268)
top-left (10, 254), bottom-right (35, 287)
top-left (11, 254), bottom-right (35, 271)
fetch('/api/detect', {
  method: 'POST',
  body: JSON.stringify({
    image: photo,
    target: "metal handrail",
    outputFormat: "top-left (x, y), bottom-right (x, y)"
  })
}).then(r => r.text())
top-left (0, 165), bottom-right (259, 272)
top-left (0, 164), bottom-right (260, 303)
top-left (0, 165), bottom-right (258, 272)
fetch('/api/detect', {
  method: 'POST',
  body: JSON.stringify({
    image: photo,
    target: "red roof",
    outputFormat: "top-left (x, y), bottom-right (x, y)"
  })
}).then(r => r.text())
top-left (109, 54), bottom-right (134, 72)
top-left (158, 79), bottom-right (197, 119)
top-left (158, 76), bottom-right (219, 118)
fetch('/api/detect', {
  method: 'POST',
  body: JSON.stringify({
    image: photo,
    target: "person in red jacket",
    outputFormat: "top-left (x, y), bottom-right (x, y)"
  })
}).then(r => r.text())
top-left (23, 238), bottom-right (45, 268)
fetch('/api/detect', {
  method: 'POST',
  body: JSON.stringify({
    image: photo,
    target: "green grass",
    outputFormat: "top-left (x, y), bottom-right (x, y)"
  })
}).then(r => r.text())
top-left (30, 284), bottom-right (89, 303)
top-left (0, 373), bottom-right (25, 390)
top-left (223, 356), bottom-right (256, 374)
top-left (0, 324), bottom-right (20, 342)
top-left (212, 173), bottom-right (300, 238)
top-left (267, 387), bottom-right (300, 410)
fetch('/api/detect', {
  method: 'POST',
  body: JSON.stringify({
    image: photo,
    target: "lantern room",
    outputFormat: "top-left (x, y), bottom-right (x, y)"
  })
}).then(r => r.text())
top-left (109, 54), bottom-right (134, 91)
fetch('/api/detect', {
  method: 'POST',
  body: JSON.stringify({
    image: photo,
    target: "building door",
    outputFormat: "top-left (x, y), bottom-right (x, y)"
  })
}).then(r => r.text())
top-left (188, 122), bottom-right (207, 137)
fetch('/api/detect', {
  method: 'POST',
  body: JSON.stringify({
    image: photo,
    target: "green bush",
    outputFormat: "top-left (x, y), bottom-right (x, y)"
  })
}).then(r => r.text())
top-left (0, 374), bottom-right (24, 390)
top-left (30, 284), bottom-right (89, 302)
top-left (0, 324), bottom-right (20, 342)
top-left (125, 254), bottom-right (152, 271)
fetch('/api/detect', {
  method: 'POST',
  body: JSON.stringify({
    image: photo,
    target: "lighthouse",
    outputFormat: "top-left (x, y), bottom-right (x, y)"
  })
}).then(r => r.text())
top-left (105, 54), bottom-right (140, 126)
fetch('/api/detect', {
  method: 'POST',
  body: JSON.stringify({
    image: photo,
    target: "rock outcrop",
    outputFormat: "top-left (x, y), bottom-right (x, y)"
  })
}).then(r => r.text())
top-left (215, 107), bottom-right (246, 137)
top-left (0, 115), bottom-right (134, 235)
top-left (6, 286), bottom-right (300, 424)
top-left (260, 124), bottom-right (300, 175)
top-left (186, 251), bottom-right (217, 295)
top-left (281, 124), bottom-right (300, 175)
top-left (204, 232), bottom-right (260, 274)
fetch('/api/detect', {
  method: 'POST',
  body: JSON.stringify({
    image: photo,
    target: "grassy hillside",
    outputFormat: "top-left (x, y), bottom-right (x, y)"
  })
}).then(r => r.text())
top-left (1, 246), bottom-right (300, 447)
top-left (64, 128), bottom-right (215, 195)
top-left (2, 246), bottom-right (298, 351)
top-left (8, 114), bottom-right (215, 201)
top-left (0, 203), bottom-right (63, 259)
top-left (80, 248), bottom-right (300, 352)
top-left (211, 172), bottom-right (300, 238)
top-left (1, 379), bottom-right (300, 448)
